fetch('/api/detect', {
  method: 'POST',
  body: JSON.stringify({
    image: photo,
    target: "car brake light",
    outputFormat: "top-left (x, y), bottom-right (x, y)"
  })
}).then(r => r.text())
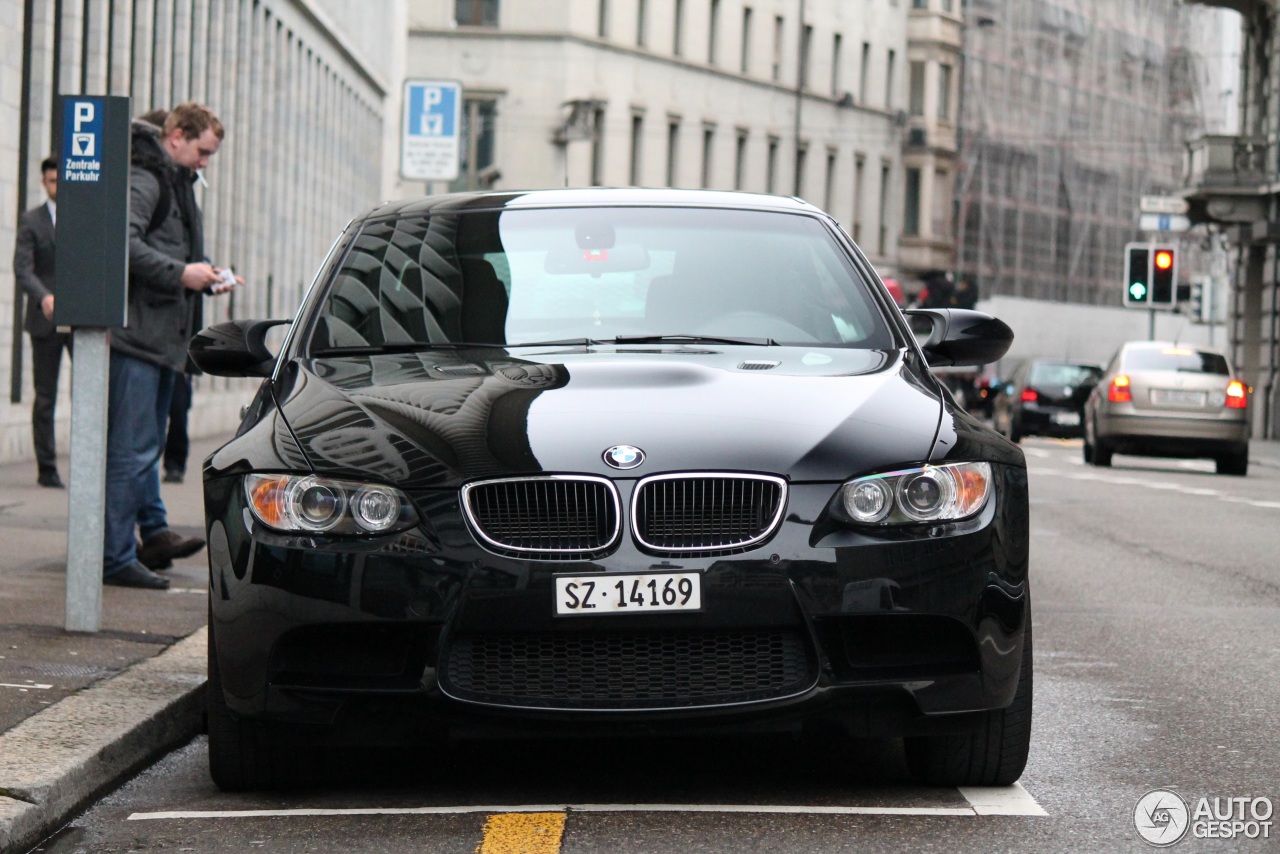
top-left (1108, 375), bottom-right (1132, 403)
top-left (1226, 380), bottom-right (1248, 409)
top-left (1020, 388), bottom-right (1038, 403)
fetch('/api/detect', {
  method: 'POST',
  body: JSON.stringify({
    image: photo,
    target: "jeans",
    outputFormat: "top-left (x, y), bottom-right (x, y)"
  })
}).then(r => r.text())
top-left (164, 372), bottom-right (192, 475)
top-left (103, 351), bottom-right (175, 577)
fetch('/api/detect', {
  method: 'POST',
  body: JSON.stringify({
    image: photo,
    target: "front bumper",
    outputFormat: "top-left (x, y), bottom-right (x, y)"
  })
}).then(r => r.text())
top-left (205, 467), bottom-right (1030, 739)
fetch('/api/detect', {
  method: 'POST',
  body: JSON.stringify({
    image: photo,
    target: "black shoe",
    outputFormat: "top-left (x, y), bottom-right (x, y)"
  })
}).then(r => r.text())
top-left (163, 469), bottom-right (184, 484)
top-left (136, 539), bottom-right (173, 570)
top-left (104, 560), bottom-right (171, 589)
top-left (138, 530), bottom-right (206, 569)
top-left (38, 471), bottom-right (64, 488)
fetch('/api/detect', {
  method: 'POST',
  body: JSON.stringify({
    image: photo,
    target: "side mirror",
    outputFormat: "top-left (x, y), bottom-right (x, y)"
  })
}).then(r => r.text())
top-left (904, 308), bottom-right (1014, 368)
top-left (189, 319), bottom-right (291, 377)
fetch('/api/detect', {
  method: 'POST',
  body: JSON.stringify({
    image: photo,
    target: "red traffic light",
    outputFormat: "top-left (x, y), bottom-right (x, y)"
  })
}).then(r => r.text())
top-left (1154, 250), bottom-right (1173, 270)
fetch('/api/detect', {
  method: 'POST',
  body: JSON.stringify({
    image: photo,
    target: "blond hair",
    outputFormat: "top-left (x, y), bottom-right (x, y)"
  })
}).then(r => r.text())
top-left (164, 102), bottom-right (225, 141)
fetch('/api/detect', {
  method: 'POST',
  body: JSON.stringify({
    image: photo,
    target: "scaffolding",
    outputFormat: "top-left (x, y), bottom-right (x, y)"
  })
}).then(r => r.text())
top-left (956, 0), bottom-right (1216, 306)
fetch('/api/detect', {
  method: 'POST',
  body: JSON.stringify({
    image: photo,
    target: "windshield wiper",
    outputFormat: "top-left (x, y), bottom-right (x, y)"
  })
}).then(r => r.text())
top-left (311, 342), bottom-right (502, 356)
top-left (506, 338), bottom-right (603, 348)
top-left (609, 334), bottom-right (778, 346)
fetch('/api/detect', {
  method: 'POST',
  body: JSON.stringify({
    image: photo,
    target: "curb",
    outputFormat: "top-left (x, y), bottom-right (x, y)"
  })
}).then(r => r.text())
top-left (0, 627), bottom-right (207, 854)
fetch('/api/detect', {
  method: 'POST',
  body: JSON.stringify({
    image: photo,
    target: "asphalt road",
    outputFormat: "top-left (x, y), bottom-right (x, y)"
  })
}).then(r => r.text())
top-left (28, 438), bottom-right (1280, 853)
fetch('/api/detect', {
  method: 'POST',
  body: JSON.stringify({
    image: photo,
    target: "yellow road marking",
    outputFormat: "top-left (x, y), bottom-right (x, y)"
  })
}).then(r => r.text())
top-left (477, 811), bottom-right (566, 854)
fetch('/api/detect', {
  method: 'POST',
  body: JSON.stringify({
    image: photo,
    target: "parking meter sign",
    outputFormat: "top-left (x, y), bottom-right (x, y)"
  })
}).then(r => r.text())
top-left (401, 80), bottom-right (461, 182)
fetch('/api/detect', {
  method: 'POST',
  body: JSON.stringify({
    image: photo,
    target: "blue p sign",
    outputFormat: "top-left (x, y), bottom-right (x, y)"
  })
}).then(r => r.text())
top-left (408, 84), bottom-right (456, 137)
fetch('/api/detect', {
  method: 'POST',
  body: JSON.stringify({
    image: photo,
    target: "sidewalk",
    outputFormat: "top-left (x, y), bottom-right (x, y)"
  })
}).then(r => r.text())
top-left (0, 430), bottom-right (1277, 853)
top-left (0, 434), bottom-right (227, 853)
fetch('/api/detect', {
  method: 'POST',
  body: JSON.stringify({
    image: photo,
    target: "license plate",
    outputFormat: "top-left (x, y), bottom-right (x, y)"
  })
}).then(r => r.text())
top-left (555, 572), bottom-right (702, 616)
top-left (1052, 411), bottom-right (1081, 426)
top-left (1151, 389), bottom-right (1206, 407)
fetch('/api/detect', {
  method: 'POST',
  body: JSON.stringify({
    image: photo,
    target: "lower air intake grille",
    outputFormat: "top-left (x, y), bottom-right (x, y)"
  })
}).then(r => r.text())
top-left (462, 476), bottom-right (621, 559)
top-left (441, 629), bottom-right (815, 709)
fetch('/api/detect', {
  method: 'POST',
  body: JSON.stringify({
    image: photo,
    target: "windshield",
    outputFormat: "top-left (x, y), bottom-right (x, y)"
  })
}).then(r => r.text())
top-left (309, 206), bottom-right (893, 352)
top-left (1028, 363), bottom-right (1102, 386)
top-left (1123, 347), bottom-right (1230, 375)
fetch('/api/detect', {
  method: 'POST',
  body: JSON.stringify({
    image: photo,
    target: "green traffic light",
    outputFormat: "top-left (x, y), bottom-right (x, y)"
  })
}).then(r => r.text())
top-left (1129, 281), bottom-right (1147, 301)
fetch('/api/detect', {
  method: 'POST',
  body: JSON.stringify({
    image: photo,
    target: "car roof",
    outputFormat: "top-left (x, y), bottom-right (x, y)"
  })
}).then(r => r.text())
top-left (358, 187), bottom-right (827, 221)
top-left (1122, 340), bottom-right (1226, 355)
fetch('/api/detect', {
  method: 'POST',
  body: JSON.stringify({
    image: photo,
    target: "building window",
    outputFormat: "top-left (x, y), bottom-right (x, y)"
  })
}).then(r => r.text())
top-left (824, 148), bottom-right (837, 211)
top-left (455, 0), bottom-right (498, 27)
top-left (766, 135), bottom-right (779, 193)
top-left (701, 124), bottom-right (716, 188)
top-left (630, 113), bottom-right (644, 185)
top-left (831, 33), bottom-right (843, 96)
top-left (741, 7), bottom-right (753, 74)
top-left (734, 129), bottom-right (749, 190)
top-left (674, 0), bottom-right (685, 56)
top-left (885, 49), bottom-right (895, 110)
top-left (590, 105), bottom-right (606, 186)
top-left (598, 0), bottom-right (609, 38)
top-left (709, 0), bottom-right (720, 65)
top-left (772, 15), bottom-right (784, 81)
top-left (859, 42), bottom-right (870, 104)
top-left (450, 98), bottom-right (498, 191)
top-left (904, 167), bottom-right (921, 236)
top-left (909, 61), bottom-right (925, 116)
top-left (912, 0), bottom-right (927, 8)
top-left (666, 118), bottom-right (681, 186)
top-left (878, 161), bottom-right (891, 256)
top-left (794, 143), bottom-right (807, 198)
top-left (853, 154), bottom-right (865, 243)
top-left (637, 0), bottom-right (647, 46)
top-left (937, 63), bottom-right (952, 120)
top-left (800, 24), bottom-right (812, 88)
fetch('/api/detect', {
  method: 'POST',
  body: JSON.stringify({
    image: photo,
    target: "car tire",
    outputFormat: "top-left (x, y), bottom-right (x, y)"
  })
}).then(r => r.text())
top-left (1088, 418), bottom-right (1113, 467)
top-left (904, 606), bottom-right (1033, 787)
top-left (1216, 451), bottom-right (1248, 477)
top-left (1092, 439), bottom-right (1113, 467)
top-left (207, 625), bottom-right (321, 792)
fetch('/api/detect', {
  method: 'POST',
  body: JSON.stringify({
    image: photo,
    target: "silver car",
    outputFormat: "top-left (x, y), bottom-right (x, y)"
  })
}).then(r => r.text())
top-left (1083, 341), bottom-right (1250, 475)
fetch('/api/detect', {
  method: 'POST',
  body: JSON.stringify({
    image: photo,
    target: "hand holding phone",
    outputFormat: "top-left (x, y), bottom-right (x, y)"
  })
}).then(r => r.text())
top-left (208, 267), bottom-right (239, 295)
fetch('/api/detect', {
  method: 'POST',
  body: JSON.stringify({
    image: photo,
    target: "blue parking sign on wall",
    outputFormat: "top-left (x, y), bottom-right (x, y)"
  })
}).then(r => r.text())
top-left (401, 79), bottom-right (461, 181)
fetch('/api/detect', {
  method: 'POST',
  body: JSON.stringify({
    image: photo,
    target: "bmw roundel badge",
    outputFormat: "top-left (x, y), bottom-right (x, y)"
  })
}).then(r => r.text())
top-left (603, 445), bottom-right (645, 470)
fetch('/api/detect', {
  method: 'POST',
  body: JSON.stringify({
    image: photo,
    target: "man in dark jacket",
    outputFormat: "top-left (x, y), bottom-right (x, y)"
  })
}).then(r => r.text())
top-left (103, 103), bottom-right (230, 589)
top-left (14, 157), bottom-right (69, 488)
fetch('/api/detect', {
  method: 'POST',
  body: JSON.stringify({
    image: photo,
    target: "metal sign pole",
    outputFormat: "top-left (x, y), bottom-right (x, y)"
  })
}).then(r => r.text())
top-left (66, 330), bottom-right (109, 631)
top-left (55, 94), bottom-right (130, 632)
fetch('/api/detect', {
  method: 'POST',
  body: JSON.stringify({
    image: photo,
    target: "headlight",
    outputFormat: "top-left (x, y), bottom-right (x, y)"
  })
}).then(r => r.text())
top-left (244, 474), bottom-right (418, 535)
top-left (839, 462), bottom-right (992, 525)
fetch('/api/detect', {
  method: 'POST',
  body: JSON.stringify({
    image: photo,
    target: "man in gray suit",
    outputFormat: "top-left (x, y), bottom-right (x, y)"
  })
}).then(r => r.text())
top-left (14, 157), bottom-right (69, 488)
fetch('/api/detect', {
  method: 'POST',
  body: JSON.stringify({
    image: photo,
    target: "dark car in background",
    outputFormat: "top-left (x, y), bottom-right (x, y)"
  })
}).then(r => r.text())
top-left (993, 359), bottom-right (1103, 442)
top-left (191, 188), bottom-right (1029, 792)
top-left (1084, 341), bottom-right (1250, 475)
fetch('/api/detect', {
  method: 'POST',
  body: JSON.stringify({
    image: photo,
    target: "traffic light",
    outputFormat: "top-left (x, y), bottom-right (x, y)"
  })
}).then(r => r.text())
top-left (1150, 246), bottom-right (1177, 305)
top-left (1123, 243), bottom-right (1178, 308)
top-left (1124, 244), bottom-right (1150, 306)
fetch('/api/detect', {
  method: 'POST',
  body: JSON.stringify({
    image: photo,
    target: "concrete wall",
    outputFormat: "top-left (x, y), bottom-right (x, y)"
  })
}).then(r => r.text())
top-left (0, 0), bottom-right (404, 467)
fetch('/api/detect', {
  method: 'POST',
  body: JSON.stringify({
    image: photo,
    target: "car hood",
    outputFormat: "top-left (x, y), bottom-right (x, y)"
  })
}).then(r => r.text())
top-left (269, 347), bottom-right (945, 488)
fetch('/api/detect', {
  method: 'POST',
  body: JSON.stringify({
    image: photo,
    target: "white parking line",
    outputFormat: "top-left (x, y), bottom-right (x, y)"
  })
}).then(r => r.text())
top-left (960, 783), bottom-right (1049, 816)
top-left (0, 683), bottom-right (52, 690)
top-left (128, 787), bottom-right (1049, 820)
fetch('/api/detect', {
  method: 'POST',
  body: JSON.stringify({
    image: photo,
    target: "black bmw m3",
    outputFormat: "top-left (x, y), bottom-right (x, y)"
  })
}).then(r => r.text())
top-left (191, 188), bottom-right (1029, 792)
